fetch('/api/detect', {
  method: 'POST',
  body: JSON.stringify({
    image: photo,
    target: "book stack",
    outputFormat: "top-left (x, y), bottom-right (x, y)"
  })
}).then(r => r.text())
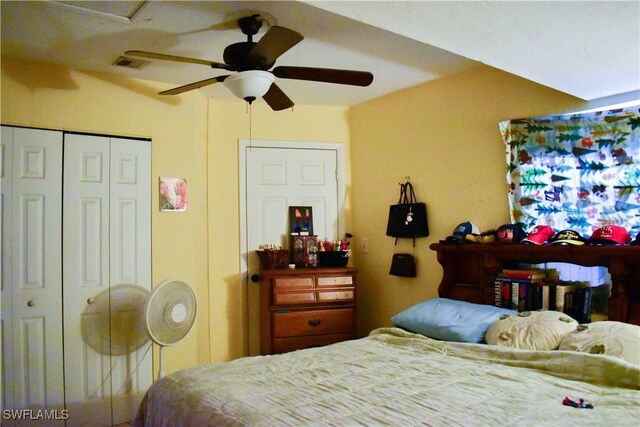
top-left (557, 281), bottom-right (592, 324)
top-left (494, 268), bottom-right (553, 312)
top-left (493, 269), bottom-right (593, 323)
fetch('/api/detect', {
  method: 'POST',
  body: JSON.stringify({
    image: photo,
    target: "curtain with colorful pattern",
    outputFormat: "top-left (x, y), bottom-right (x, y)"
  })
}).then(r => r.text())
top-left (499, 106), bottom-right (640, 239)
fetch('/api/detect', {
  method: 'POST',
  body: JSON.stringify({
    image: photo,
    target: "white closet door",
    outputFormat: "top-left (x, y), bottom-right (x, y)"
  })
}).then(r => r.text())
top-left (62, 134), bottom-right (113, 426)
top-left (64, 135), bottom-right (152, 426)
top-left (62, 134), bottom-right (152, 426)
top-left (108, 137), bottom-right (152, 425)
top-left (1, 127), bottom-right (64, 412)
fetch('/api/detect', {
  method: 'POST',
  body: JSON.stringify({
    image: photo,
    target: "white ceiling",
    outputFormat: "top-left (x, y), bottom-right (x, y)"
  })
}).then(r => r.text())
top-left (1, 1), bottom-right (639, 108)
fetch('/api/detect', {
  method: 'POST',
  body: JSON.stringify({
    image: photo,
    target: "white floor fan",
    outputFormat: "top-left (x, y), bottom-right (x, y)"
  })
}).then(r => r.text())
top-left (145, 279), bottom-right (198, 379)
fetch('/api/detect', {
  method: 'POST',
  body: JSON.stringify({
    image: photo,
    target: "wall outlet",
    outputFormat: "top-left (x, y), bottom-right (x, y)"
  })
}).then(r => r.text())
top-left (360, 237), bottom-right (369, 254)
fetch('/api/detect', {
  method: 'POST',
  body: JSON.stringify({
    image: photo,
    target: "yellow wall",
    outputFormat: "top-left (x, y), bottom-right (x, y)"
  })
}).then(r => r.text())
top-left (0, 58), bottom-right (350, 371)
top-left (349, 64), bottom-right (586, 333)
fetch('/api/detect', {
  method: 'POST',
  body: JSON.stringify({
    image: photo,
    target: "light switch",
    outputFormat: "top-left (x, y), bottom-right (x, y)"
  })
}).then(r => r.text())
top-left (361, 237), bottom-right (369, 254)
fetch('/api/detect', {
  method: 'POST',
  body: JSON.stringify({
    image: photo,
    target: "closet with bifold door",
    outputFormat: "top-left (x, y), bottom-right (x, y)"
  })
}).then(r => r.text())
top-left (1, 126), bottom-right (153, 426)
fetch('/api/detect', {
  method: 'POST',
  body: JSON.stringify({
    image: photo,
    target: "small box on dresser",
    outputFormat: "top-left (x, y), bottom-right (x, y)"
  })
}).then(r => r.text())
top-left (259, 267), bottom-right (357, 354)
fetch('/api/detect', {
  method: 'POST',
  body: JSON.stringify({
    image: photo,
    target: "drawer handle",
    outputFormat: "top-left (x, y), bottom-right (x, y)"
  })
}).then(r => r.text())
top-left (308, 319), bottom-right (322, 327)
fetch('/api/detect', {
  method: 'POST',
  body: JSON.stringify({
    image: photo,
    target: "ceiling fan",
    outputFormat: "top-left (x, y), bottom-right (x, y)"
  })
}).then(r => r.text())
top-left (125, 14), bottom-right (374, 111)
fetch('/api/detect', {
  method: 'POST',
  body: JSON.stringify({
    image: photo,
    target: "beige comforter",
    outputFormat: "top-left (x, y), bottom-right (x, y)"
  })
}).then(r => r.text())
top-left (133, 327), bottom-right (640, 426)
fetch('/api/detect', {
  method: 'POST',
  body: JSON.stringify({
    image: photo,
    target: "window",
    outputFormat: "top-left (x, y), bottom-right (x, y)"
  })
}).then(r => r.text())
top-left (500, 105), bottom-right (638, 300)
top-left (500, 104), bottom-right (639, 239)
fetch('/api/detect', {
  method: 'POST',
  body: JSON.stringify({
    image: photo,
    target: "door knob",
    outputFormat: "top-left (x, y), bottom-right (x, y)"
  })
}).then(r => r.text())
top-left (87, 297), bottom-right (96, 305)
top-left (27, 300), bottom-right (35, 307)
top-left (250, 274), bottom-right (261, 283)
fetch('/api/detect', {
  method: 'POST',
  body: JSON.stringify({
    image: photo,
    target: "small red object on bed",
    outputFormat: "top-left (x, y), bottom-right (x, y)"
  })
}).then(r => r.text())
top-left (562, 396), bottom-right (594, 409)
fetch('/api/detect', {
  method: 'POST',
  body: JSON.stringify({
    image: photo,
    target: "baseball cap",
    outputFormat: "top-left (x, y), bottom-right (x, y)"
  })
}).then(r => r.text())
top-left (495, 223), bottom-right (526, 243)
top-left (588, 225), bottom-right (631, 245)
top-left (549, 229), bottom-right (587, 245)
top-left (440, 221), bottom-right (480, 244)
top-left (521, 225), bottom-right (555, 245)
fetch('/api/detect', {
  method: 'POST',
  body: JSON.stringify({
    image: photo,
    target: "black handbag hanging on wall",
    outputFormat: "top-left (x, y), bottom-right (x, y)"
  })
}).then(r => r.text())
top-left (389, 238), bottom-right (417, 277)
top-left (386, 181), bottom-right (429, 238)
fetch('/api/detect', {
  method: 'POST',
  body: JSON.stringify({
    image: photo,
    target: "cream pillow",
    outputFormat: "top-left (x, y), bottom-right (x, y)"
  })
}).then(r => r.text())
top-left (486, 310), bottom-right (578, 350)
top-left (559, 321), bottom-right (640, 367)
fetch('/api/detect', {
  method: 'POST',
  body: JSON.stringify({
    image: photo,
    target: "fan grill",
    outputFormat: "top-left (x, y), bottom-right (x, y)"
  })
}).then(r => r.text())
top-left (145, 280), bottom-right (197, 346)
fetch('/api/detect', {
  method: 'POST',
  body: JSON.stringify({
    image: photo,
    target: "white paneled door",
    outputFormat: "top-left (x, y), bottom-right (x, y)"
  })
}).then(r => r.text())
top-left (1, 127), bottom-right (151, 426)
top-left (63, 134), bottom-right (152, 426)
top-left (1, 127), bottom-right (65, 416)
top-left (241, 141), bottom-right (344, 355)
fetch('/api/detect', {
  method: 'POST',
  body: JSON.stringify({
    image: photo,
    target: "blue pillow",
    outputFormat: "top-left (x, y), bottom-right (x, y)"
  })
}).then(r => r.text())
top-left (391, 298), bottom-right (516, 343)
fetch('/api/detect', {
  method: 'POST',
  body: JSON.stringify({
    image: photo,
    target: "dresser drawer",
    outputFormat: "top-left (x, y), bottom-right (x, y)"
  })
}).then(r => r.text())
top-left (272, 308), bottom-right (355, 338)
top-left (272, 333), bottom-right (354, 354)
top-left (273, 276), bottom-right (316, 305)
top-left (273, 276), bottom-right (314, 290)
top-left (317, 276), bottom-right (353, 287)
top-left (274, 291), bottom-right (315, 305)
top-left (317, 288), bottom-right (354, 303)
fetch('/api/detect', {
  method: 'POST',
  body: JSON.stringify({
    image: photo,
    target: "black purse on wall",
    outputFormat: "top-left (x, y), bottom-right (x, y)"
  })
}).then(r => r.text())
top-left (389, 253), bottom-right (417, 277)
top-left (386, 182), bottom-right (429, 238)
top-left (389, 238), bottom-right (417, 277)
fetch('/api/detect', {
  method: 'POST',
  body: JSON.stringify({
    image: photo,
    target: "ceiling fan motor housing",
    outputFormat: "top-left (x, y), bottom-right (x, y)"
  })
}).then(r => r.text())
top-left (238, 15), bottom-right (263, 38)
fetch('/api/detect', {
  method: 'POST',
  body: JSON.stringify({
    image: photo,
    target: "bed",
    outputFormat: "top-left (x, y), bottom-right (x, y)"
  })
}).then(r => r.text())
top-left (133, 302), bottom-right (640, 426)
top-left (134, 243), bottom-right (640, 426)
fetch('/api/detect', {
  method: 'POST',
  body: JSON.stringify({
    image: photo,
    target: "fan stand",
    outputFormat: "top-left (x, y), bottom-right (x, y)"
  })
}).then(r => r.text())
top-left (158, 345), bottom-right (166, 379)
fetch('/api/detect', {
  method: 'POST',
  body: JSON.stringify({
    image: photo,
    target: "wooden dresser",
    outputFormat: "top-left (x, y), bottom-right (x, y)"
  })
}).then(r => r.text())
top-left (258, 267), bottom-right (357, 355)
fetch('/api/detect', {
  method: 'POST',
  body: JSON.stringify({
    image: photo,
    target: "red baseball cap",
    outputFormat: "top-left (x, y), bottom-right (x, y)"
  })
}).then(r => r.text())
top-left (588, 225), bottom-right (631, 245)
top-left (521, 225), bottom-right (555, 245)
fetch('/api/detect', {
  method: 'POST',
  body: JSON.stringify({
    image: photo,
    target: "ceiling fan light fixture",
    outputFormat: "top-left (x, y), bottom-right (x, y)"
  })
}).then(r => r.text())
top-left (224, 70), bottom-right (275, 103)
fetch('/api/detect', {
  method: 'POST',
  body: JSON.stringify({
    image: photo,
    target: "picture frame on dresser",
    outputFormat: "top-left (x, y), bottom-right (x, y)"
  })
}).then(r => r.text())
top-left (288, 206), bottom-right (313, 235)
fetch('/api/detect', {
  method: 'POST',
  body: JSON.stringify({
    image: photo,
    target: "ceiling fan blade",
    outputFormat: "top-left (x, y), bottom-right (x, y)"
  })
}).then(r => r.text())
top-left (273, 66), bottom-right (373, 87)
top-left (262, 83), bottom-right (294, 111)
top-left (159, 75), bottom-right (228, 95)
top-left (125, 50), bottom-right (231, 70)
top-left (246, 26), bottom-right (303, 67)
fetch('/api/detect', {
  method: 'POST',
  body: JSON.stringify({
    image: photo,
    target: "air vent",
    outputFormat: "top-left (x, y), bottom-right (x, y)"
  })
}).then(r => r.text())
top-left (113, 56), bottom-right (148, 69)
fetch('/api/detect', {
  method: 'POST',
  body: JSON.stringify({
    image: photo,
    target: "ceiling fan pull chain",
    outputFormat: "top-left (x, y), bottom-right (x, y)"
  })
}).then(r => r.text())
top-left (249, 102), bottom-right (253, 151)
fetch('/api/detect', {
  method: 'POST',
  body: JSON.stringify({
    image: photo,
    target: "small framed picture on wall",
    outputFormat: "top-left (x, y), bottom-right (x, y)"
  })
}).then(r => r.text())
top-left (289, 206), bottom-right (313, 235)
top-left (159, 177), bottom-right (188, 212)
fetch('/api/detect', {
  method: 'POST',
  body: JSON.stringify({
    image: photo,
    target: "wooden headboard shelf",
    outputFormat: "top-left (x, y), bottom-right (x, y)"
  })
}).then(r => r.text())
top-left (429, 243), bottom-right (640, 325)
